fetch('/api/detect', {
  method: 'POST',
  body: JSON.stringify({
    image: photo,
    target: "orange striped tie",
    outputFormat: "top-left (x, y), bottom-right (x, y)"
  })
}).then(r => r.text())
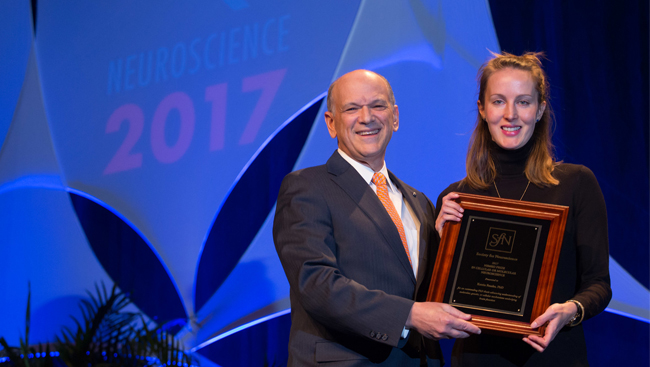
top-left (372, 172), bottom-right (412, 266)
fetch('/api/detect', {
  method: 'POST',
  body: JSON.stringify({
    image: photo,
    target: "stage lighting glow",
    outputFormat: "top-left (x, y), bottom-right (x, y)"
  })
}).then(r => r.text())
top-left (605, 307), bottom-right (650, 324)
top-left (189, 308), bottom-right (291, 353)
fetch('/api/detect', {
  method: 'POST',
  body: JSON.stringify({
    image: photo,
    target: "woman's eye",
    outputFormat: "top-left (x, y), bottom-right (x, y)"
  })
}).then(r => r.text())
top-left (518, 100), bottom-right (531, 106)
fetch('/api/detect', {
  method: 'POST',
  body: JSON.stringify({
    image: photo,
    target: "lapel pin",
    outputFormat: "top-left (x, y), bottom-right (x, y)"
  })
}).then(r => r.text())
top-left (412, 192), bottom-right (416, 197)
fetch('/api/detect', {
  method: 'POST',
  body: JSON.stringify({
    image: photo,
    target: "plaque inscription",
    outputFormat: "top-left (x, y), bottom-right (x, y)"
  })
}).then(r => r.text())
top-left (449, 216), bottom-right (543, 316)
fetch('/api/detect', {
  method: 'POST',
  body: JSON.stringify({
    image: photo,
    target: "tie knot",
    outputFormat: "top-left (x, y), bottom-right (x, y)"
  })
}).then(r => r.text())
top-left (372, 172), bottom-right (387, 186)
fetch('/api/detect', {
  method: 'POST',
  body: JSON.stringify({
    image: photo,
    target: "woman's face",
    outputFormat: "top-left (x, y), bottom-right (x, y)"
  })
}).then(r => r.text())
top-left (478, 68), bottom-right (546, 150)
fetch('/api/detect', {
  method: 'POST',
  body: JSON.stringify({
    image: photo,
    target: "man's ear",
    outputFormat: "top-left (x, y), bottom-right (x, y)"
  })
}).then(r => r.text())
top-left (392, 105), bottom-right (399, 132)
top-left (324, 111), bottom-right (337, 138)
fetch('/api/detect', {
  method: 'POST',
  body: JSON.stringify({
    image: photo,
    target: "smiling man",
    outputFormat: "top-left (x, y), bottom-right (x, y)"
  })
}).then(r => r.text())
top-left (273, 70), bottom-right (480, 366)
top-left (324, 70), bottom-right (399, 172)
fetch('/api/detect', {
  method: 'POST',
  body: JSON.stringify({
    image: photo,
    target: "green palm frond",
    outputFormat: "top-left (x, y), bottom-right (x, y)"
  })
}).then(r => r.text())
top-left (0, 283), bottom-right (55, 367)
top-left (0, 282), bottom-right (197, 367)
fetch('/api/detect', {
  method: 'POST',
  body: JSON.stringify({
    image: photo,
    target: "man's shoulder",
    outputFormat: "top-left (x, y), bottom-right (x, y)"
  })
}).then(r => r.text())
top-left (285, 163), bottom-right (329, 180)
top-left (284, 151), bottom-right (350, 182)
top-left (280, 164), bottom-right (333, 193)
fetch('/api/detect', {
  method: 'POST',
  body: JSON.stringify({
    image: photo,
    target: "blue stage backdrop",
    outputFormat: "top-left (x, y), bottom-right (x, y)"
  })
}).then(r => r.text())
top-left (0, 1), bottom-right (647, 366)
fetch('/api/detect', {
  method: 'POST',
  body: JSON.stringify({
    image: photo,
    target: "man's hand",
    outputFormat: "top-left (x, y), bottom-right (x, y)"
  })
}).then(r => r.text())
top-left (522, 302), bottom-right (578, 352)
top-left (405, 302), bottom-right (481, 340)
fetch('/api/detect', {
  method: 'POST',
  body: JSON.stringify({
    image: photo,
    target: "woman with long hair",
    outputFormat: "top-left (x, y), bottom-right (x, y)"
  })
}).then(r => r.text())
top-left (435, 52), bottom-right (611, 366)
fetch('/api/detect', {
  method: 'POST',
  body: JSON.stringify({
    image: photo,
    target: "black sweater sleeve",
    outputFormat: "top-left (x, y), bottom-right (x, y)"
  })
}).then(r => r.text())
top-left (569, 166), bottom-right (612, 320)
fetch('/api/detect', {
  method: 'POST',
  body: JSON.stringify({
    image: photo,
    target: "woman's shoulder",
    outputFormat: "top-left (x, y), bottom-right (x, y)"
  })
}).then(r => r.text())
top-left (553, 162), bottom-right (598, 182)
top-left (435, 179), bottom-right (482, 205)
top-left (439, 179), bottom-right (465, 196)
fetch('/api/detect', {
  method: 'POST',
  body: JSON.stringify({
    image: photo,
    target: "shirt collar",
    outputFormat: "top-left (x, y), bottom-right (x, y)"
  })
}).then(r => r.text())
top-left (337, 149), bottom-right (397, 192)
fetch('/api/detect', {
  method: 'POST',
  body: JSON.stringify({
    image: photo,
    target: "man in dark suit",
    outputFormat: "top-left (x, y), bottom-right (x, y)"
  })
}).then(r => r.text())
top-left (273, 70), bottom-right (480, 366)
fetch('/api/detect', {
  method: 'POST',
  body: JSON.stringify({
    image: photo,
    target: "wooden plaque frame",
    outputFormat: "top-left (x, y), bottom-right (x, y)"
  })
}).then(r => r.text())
top-left (426, 193), bottom-right (569, 336)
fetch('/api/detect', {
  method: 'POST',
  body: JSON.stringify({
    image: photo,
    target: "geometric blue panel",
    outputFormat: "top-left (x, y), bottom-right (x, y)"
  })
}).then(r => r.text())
top-left (69, 192), bottom-right (187, 325)
top-left (194, 97), bottom-right (323, 313)
top-left (0, 0), bottom-right (32, 149)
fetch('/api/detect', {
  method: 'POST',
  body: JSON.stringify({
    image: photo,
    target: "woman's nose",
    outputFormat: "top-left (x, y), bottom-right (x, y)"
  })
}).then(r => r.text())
top-left (504, 103), bottom-right (517, 120)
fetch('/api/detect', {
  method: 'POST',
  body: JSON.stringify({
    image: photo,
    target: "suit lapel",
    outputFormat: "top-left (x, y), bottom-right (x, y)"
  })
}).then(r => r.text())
top-left (389, 171), bottom-right (431, 291)
top-left (327, 152), bottom-right (416, 283)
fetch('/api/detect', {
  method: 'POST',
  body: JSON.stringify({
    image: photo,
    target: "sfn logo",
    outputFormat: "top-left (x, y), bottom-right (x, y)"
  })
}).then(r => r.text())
top-left (486, 228), bottom-right (516, 253)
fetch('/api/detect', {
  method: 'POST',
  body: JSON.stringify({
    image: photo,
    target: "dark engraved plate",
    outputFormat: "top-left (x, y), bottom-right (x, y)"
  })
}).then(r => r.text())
top-left (448, 214), bottom-right (545, 317)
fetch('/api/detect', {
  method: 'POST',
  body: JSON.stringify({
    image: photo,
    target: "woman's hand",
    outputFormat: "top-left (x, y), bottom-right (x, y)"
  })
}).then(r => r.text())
top-left (435, 192), bottom-right (463, 237)
top-left (523, 301), bottom-right (578, 352)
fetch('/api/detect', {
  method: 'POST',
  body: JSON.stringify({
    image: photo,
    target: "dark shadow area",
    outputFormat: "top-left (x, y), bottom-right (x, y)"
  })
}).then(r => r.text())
top-left (487, 1), bottom-right (649, 365)
top-left (69, 193), bottom-right (187, 325)
top-left (584, 311), bottom-right (649, 365)
top-left (488, 0), bottom-right (649, 289)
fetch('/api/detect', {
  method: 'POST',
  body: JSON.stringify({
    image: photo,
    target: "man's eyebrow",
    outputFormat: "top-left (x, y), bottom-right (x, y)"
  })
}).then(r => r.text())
top-left (340, 102), bottom-right (360, 110)
top-left (341, 99), bottom-right (388, 109)
top-left (369, 99), bottom-right (388, 105)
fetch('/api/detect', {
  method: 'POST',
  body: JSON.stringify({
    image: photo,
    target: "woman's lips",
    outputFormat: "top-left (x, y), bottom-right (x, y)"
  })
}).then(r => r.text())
top-left (501, 126), bottom-right (521, 136)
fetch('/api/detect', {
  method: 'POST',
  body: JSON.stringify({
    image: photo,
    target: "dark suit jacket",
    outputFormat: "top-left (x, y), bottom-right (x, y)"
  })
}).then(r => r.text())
top-left (273, 151), bottom-right (441, 366)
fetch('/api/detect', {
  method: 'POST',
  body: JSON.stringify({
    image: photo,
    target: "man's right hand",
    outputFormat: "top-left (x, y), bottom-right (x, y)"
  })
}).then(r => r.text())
top-left (405, 302), bottom-right (481, 340)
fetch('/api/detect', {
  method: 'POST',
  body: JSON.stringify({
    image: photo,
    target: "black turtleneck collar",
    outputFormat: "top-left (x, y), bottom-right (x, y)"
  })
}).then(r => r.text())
top-left (489, 138), bottom-right (534, 177)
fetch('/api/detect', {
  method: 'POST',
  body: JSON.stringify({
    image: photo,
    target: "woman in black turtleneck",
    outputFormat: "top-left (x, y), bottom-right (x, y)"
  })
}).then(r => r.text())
top-left (435, 52), bottom-right (611, 367)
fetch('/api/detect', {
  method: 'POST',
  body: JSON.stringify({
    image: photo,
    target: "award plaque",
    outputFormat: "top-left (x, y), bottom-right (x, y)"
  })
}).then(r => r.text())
top-left (426, 193), bottom-right (568, 337)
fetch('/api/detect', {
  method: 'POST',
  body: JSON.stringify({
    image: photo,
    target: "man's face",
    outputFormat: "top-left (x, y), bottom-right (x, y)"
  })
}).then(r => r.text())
top-left (324, 70), bottom-right (399, 172)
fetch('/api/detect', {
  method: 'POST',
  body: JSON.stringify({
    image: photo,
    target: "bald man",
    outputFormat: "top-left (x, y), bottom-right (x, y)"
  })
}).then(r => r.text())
top-left (273, 70), bottom-right (479, 366)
